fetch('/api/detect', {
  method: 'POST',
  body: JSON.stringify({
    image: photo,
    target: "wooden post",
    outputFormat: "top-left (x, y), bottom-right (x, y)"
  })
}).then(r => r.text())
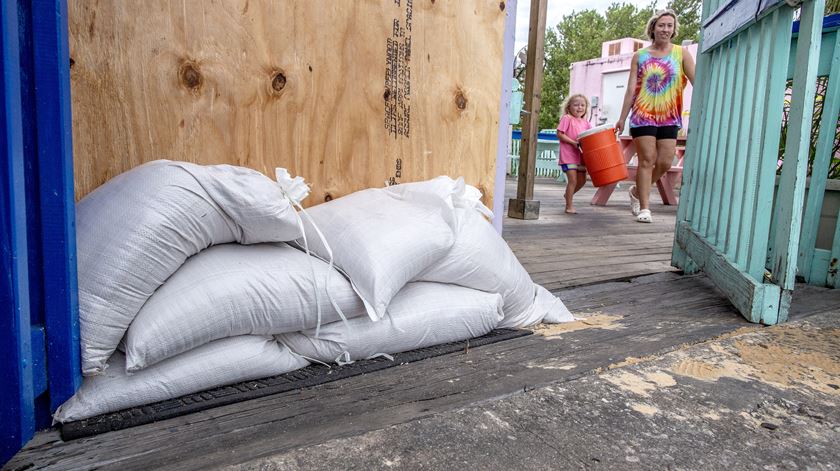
top-left (508, 0), bottom-right (547, 220)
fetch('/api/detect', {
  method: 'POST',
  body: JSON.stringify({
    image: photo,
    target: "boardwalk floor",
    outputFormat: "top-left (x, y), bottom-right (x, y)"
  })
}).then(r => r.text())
top-left (8, 179), bottom-right (840, 471)
top-left (503, 178), bottom-right (678, 290)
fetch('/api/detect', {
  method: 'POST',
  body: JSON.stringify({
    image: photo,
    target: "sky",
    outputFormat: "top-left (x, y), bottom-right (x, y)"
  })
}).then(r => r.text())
top-left (514, 0), bottom-right (662, 53)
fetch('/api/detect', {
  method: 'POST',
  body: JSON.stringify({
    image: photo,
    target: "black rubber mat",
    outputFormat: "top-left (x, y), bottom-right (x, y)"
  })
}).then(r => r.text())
top-left (60, 328), bottom-right (531, 440)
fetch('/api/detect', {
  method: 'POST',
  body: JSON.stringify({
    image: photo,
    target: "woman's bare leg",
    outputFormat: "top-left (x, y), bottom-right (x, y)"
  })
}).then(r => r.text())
top-left (634, 136), bottom-right (658, 210)
top-left (652, 139), bottom-right (677, 184)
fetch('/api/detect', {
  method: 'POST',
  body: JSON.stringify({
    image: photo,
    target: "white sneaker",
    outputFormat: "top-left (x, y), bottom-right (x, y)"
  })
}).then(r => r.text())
top-left (636, 209), bottom-right (652, 223)
top-left (629, 185), bottom-right (641, 216)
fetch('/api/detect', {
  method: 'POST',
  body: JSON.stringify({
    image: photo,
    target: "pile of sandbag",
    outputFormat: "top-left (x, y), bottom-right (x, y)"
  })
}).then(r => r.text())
top-left (55, 162), bottom-right (573, 423)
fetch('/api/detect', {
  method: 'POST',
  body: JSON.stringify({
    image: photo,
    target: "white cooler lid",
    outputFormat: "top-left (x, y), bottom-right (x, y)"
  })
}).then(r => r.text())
top-left (577, 123), bottom-right (616, 140)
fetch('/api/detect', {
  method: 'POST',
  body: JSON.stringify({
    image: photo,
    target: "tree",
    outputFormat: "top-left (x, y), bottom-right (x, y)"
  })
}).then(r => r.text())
top-left (666, 0), bottom-right (702, 44)
top-left (538, 2), bottom-right (657, 129)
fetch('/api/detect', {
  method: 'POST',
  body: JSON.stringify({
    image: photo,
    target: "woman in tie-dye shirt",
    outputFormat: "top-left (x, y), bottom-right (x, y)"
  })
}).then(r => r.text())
top-left (616, 9), bottom-right (695, 223)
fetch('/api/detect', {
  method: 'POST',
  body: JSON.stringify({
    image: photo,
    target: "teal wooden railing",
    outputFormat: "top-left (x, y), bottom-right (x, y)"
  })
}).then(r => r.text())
top-left (793, 14), bottom-right (840, 288)
top-left (672, 0), bottom-right (834, 324)
top-left (508, 130), bottom-right (567, 181)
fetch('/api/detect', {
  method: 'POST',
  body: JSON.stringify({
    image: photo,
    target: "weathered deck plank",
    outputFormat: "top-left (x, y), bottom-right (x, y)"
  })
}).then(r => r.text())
top-left (17, 180), bottom-right (840, 471)
top-left (9, 270), bottom-right (840, 470)
top-left (503, 179), bottom-right (679, 288)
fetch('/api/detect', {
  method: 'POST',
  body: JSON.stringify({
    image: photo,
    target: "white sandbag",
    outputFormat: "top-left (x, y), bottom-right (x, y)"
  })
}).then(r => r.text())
top-left (417, 207), bottom-right (573, 327)
top-left (383, 176), bottom-right (494, 219)
top-left (297, 188), bottom-right (456, 320)
top-left (277, 282), bottom-right (503, 363)
top-left (76, 160), bottom-right (301, 375)
top-left (54, 336), bottom-right (307, 423)
top-left (124, 243), bottom-right (367, 373)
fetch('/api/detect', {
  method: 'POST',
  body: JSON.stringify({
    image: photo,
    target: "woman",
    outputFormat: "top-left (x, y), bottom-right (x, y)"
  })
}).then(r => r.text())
top-left (616, 9), bottom-right (695, 223)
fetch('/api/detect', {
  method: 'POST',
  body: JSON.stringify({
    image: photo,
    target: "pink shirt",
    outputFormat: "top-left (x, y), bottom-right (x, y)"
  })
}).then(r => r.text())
top-left (556, 115), bottom-right (592, 165)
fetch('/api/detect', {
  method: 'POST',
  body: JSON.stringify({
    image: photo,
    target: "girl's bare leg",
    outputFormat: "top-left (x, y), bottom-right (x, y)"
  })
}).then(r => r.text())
top-left (575, 170), bottom-right (587, 193)
top-left (564, 170), bottom-right (578, 214)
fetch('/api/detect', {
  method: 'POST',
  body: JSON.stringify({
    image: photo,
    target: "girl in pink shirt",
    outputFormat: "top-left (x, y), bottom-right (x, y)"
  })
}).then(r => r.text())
top-left (556, 94), bottom-right (592, 213)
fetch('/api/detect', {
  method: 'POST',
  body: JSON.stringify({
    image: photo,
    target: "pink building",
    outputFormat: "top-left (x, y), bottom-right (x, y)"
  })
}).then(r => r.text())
top-left (569, 38), bottom-right (698, 137)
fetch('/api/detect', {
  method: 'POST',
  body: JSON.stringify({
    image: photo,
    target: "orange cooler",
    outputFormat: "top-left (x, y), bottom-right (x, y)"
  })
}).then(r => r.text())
top-left (577, 124), bottom-right (628, 187)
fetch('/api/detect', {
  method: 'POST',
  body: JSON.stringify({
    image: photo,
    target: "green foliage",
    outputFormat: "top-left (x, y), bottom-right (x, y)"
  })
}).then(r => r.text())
top-left (778, 77), bottom-right (840, 180)
top-left (666, 0), bottom-right (702, 44)
top-left (536, 1), bottom-right (699, 130)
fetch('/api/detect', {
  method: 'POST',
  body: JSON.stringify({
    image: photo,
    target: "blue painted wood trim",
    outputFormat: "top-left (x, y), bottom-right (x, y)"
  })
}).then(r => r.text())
top-left (793, 12), bottom-right (840, 34)
top-left (0, 0), bottom-right (35, 465)
top-left (701, 0), bottom-right (789, 53)
top-left (30, 326), bottom-right (47, 396)
top-left (512, 130), bottom-right (559, 141)
top-left (31, 0), bottom-right (81, 410)
top-left (511, 129), bottom-right (559, 142)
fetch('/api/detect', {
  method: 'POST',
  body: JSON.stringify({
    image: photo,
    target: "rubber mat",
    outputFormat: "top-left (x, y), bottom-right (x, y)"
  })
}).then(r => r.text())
top-left (60, 328), bottom-right (531, 440)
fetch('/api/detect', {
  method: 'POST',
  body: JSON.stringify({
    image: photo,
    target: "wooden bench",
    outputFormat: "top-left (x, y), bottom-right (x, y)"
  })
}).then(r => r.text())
top-left (590, 135), bottom-right (685, 206)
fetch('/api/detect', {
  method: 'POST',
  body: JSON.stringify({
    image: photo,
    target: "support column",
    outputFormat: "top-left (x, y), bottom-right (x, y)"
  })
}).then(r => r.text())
top-left (508, 0), bottom-right (547, 220)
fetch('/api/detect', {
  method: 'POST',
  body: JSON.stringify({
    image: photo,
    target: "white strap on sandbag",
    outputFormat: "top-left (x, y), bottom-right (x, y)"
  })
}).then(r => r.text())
top-left (276, 168), bottom-right (351, 337)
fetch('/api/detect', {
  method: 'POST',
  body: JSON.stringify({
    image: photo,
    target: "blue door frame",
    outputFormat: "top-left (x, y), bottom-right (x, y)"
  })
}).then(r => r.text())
top-left (1, 0), bottom-right (80, 465)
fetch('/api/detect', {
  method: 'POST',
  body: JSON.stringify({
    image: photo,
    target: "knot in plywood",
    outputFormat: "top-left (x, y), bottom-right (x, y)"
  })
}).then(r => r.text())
top-left (271, 71), bottom-right (287, 93)
top-left (178, 61), bottom-right (203, 92)
top-left (454, 89), bottom-right (468, 111)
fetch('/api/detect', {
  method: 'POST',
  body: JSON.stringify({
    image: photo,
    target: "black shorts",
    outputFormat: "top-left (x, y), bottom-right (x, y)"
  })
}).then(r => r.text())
top-left (629, 125), bottom-right (680, 140)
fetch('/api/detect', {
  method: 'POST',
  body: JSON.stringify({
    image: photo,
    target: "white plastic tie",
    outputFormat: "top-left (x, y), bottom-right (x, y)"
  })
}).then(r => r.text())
top-left (275, 168), bottom-right (351, 337)
top-left (335, 351), bottom-right (354, 366)
top-left (283, 346), bottom-right (333, 369)
top-left (365, 353), bottom-right (395, 362)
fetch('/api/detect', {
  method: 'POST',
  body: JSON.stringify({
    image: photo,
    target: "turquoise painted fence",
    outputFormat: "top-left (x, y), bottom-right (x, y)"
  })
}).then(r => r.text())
top-left (672, 0), bottom-right (835, 324)
top-left (508, 130), bottom-right (567, 181)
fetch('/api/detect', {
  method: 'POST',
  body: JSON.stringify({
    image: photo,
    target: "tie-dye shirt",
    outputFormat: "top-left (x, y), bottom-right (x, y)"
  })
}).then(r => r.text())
top-left (630, 45), bottom-right (687, 128)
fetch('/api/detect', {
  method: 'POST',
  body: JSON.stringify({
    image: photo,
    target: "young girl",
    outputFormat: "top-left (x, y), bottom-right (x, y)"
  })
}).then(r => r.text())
top-left (556, 94), bottom-right (592, 214)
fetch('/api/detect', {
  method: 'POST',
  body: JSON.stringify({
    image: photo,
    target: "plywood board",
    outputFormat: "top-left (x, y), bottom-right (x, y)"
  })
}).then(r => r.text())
top-left (68, 0), bottom-right (506, 206)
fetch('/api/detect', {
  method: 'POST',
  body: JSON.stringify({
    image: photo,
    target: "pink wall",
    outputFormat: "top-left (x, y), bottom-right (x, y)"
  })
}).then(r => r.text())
top-left (569, 39), bottom-right (698, 136)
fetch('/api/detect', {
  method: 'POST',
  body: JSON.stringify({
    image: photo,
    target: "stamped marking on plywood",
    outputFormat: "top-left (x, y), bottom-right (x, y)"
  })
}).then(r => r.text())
top-left (384, 0), bottom-right (413, 139)
top-left (532, 314), bottom-right (624, 338)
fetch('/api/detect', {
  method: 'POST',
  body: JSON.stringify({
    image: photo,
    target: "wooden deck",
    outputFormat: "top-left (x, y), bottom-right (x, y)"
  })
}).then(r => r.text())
top-left (503, 178), bottom-right (678, 290)
top-left (9, 179), bottom-right (840, 470)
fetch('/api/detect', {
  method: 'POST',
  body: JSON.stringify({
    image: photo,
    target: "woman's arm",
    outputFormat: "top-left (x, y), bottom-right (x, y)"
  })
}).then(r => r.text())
top-left (615, 52), bottom-right (639, 135)
top-left (683, 49), bottom-right (696, 85)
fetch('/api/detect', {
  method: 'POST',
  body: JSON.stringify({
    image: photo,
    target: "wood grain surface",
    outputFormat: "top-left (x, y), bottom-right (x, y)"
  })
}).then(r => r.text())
top-left (68, 0), bottom-right (506, 206)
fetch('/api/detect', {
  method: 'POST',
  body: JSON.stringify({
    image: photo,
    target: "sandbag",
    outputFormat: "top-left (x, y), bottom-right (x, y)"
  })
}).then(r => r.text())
top-left (76, 160), bottom-right (301, 375)
top-left (297, 187), bottom-right (456, 320)
top-left (124, 243), bottom-right (367, 373)
top-left (277, 282), bottom-right (503, 363)
top-left (54, 336), bottom-right (307, 423)
top-left (383, 175), bottom-right (493, 219)
top-left (417, 207), bottom-right (574, 327)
